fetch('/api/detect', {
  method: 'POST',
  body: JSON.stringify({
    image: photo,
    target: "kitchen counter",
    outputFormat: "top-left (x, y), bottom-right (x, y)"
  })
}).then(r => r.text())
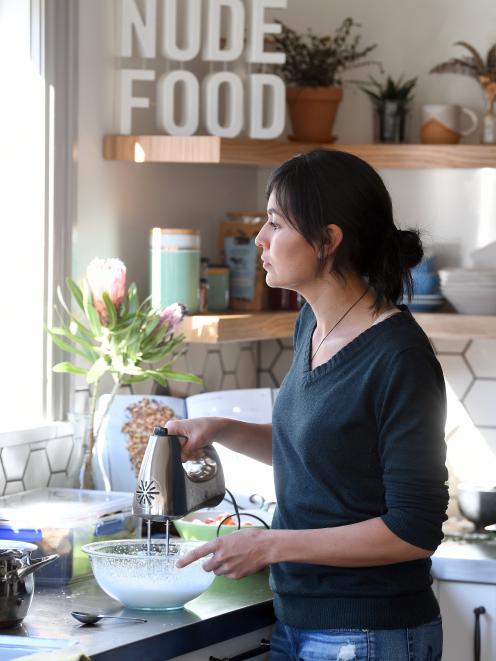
top-left (2, 570), bottom-right (274, 661)
top-left (2, 541), bottom-right (494, 660)
top-left (432, 540), bottom-right (496, 584)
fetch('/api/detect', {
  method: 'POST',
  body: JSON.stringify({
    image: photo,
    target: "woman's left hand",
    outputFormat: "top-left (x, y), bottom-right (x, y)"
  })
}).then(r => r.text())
top-left (176, 529), bottom-right (272, 579)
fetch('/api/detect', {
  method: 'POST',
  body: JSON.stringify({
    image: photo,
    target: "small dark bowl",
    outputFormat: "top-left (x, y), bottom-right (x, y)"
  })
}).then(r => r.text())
top-left (457, 484), bottom-right (496, 530)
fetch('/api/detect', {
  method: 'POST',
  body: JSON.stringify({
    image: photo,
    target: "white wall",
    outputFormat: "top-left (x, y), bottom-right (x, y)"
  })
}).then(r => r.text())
top-left (76, 0), bottom-right (496, 296)
top-left (76, 0), bottom-right (259, 297)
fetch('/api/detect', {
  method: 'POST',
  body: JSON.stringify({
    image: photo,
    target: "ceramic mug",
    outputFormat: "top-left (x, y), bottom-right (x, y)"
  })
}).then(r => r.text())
top-left (420, 104), bottom-right (478, 144)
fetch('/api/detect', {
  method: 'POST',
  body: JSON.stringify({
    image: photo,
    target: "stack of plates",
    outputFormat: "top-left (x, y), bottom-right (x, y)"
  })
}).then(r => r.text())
top-left (439, 268), bottom-right (496, 314)
top-left (402, 293), bottom-right (444, 312)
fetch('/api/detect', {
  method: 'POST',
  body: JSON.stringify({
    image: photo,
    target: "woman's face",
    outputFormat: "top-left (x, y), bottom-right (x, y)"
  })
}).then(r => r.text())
top-left (255, 191), bottom-right (321, 292)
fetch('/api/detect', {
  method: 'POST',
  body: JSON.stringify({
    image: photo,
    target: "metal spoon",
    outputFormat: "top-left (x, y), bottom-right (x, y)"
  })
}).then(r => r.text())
top-left (71, 611), bottom-right (147, 625)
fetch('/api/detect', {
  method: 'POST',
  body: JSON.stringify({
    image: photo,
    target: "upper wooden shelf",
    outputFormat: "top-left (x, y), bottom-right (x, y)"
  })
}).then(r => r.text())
top-left (103, 135), bottom-right (496, 169)
top-left (181, 311), bottom-right (496, 343)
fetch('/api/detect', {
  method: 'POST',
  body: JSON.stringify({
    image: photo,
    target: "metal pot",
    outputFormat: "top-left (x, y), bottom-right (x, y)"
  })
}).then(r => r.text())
top-left (0, 541), bottom-right (58, 628)
top-left (457, 483), bottom-right (496, 530)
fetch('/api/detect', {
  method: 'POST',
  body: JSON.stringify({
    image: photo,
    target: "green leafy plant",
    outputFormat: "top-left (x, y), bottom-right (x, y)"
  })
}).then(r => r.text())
top-left (270, 17), bottom-right (381, 87)
top-left (47, 258), bottom-right (201, 488)
top-left (360, 75), bottom-right (417, 107)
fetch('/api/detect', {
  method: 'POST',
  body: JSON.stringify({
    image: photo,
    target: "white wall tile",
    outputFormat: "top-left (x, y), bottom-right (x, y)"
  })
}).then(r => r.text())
top-left (46, 436), bottom-right (73, 473)
top-left (431, 338), bottom-right (469, 354)
top-left (464, 381), bottom-right (496, 427)
top-left (4, 481), bottom-right (24, 495)
top-left (202, 352), bottom-right (223, 392)
top-left (219, 343), bottom-right (240, 372)
top-left (437, 355), bottom-right (473, 400)
top-left (465, 340), bottom-right (496, 378)
top-left (23, 451), bottom-right (50, 490)
top-left (1, 445), bottom-right (29, 481)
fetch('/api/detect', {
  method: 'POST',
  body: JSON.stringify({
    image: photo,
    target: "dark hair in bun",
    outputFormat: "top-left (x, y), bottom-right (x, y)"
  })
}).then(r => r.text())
top-left (266, 149), bottom-right (423, 310)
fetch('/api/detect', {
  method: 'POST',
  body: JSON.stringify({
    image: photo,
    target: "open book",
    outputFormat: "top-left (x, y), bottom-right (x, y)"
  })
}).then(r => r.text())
top-left (93, 388), bottom-right (277, 508)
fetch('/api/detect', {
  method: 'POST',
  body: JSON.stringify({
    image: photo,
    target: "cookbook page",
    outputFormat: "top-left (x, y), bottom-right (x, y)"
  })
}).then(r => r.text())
top-left (185, 389), bottom-right (276, 508)
top-left (93, 394), bottom-right (187, 492)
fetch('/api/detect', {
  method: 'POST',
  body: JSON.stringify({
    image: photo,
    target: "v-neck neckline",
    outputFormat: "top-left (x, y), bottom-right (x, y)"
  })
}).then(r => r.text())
top-left (304, 305), bottom-right (408, 379)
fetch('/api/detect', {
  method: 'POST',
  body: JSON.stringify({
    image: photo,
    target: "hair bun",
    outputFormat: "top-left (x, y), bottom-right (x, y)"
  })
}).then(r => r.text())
top-left (395, 229), bottom-right (423, 270)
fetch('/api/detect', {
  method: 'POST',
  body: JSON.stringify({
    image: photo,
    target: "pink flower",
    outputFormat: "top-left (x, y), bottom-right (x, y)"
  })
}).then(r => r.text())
top-left (86, 258), bottom-right (127, 325)
top-left (158, 303), bottom-right (186, 338)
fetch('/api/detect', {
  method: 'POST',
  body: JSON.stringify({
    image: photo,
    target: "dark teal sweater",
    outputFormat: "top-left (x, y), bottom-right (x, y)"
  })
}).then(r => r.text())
top-left (270, 304), bottom-right (449, 630)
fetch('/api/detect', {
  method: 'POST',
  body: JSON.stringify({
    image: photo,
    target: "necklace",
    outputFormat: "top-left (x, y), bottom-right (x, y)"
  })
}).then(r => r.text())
top-left (311, 288), bottom-right (369, 361)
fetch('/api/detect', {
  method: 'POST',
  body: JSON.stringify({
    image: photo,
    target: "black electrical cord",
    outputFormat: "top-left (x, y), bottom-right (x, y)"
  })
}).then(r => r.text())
top-left (215, 488), bottom-right (271, 537)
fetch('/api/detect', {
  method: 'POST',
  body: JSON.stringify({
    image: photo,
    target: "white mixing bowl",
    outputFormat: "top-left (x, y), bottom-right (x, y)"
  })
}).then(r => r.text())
top-left (81, 539), bottom-right (214, 611)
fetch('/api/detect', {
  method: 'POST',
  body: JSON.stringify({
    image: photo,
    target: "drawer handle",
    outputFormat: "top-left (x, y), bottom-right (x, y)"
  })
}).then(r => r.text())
top-left (473, 606), bottom-right (486, 661)
top-left (209, 638), bottom-right (271, 661)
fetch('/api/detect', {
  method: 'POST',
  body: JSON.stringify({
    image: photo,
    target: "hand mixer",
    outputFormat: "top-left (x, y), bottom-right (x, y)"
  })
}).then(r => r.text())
top-left (132, 427), bottom-right (226, 554)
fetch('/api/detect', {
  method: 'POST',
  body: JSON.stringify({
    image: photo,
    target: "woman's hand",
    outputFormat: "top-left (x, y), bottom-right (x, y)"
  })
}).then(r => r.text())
top-left (165, 417), bottom-right (227, 462)
top-left (176, 529), bottom-right (272, 579)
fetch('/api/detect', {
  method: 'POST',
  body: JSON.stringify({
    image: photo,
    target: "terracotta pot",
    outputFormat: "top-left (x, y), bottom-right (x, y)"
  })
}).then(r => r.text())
top-left (286, 86), bottom-right (343, 142)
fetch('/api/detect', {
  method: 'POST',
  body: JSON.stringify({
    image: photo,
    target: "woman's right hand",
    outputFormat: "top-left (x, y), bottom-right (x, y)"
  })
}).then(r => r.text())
top-left (165, 417), bottom-right (227, 462)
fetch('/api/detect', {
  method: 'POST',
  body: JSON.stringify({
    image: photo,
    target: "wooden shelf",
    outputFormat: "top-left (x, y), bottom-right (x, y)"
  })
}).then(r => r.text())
top-left (181, 311), bottom-right (297, 343)
top-left (103, 136), bottom-right (496, 169)
top-left (181, 311), bottom-right (496, 343)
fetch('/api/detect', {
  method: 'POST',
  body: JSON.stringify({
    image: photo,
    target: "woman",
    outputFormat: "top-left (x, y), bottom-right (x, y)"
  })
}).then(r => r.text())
top-left (168, 149), bottom-right (448, 661)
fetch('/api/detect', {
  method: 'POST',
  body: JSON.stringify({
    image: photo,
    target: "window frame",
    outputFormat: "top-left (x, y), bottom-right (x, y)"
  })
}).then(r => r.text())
top-left (3, 0), bottom-right (78, 437)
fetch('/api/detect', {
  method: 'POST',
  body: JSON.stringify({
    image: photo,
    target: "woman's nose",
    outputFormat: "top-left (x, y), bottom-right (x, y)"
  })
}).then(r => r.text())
top-left (254, 226), bottom-right (266, 248)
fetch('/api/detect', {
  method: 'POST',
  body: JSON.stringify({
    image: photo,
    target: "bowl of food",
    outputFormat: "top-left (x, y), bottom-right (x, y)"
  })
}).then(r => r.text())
top-left (81, 539), bottom-right (215, 610)
top-left (174, 508), bottom-right (273, 542)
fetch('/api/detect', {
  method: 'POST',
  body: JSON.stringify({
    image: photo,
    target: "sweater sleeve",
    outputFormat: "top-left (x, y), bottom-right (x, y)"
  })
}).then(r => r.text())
top-left (377, 345), bottom-right (449, 551)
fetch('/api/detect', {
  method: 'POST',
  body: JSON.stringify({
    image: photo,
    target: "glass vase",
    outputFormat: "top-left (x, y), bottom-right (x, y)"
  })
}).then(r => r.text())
top-left (481, 84), bottom-right (496, 144)
top-left (374, 101), bottom-right (409, 143)
top-left (68, 412), bottom-right (94, 490)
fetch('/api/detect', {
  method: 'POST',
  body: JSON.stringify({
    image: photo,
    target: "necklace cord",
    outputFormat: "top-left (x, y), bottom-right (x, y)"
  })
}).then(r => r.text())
top-left (311, 288), bottom-right (369, 361)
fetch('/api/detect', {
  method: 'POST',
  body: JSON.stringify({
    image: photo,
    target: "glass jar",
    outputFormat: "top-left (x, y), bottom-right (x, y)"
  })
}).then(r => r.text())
top-left (150, 228), bottom-right (201, 314)
top-left (207, 266), bottom-right (230, 311)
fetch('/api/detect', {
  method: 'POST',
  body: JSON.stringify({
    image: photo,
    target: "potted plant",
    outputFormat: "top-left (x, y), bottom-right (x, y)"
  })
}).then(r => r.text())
top-left (430, 41), bottom-right (496, 143)
top-left (47, 257), bottom-right (201, 489)
top-left (270, 17), bottom-right (380, 142)
top-left (360, 75), bottom-right (417, 143)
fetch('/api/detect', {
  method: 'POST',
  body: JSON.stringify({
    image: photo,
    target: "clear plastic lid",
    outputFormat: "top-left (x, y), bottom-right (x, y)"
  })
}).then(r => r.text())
top-left (0, 488), bottom-right (133, 528)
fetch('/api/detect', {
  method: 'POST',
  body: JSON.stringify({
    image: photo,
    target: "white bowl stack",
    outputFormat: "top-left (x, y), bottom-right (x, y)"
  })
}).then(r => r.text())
top-left (439, 268), bottom-right (496, 314)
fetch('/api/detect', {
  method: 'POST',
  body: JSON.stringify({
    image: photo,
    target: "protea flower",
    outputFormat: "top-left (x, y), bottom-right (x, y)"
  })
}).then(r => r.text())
top-left (86, 258), bottom-right (127, 325)
top-left (158, 303), bottom-right (187, 338)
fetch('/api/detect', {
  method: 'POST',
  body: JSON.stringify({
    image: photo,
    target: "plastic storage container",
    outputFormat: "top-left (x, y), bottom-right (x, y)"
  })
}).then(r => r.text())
top-left (0, 488), bottom-right (139, 585)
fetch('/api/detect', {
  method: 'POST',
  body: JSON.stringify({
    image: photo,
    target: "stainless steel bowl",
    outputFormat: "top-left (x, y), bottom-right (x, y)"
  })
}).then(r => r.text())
top-left (82, 539), bottom-right (215, 610)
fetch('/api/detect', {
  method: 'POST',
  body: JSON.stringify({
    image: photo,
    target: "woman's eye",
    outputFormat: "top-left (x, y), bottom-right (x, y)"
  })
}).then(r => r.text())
top-left (269, 220), bottom-right (280, 230)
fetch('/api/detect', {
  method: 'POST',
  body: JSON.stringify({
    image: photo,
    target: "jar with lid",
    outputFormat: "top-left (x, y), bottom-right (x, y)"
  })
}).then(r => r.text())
top-left (150, 228), bottom-right (201, 313)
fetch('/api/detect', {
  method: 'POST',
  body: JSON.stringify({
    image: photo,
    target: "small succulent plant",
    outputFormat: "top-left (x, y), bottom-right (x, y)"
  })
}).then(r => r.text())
top-left (360, 75), bottom-right (417, 107)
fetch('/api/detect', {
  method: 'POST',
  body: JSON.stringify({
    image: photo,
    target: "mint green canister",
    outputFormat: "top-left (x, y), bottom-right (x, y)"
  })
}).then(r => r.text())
top-left (150, 228), bottom-right (201, 313)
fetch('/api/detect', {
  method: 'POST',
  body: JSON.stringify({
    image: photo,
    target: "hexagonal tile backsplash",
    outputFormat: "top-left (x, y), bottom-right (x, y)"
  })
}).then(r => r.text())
top-left (0, 336), bottom-right (495, 495)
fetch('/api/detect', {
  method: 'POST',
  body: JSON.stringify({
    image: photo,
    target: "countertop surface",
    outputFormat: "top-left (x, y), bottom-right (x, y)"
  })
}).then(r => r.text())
top-left (1, 569), bottom-right (274, 661)
top-left (432, 539), bottom-right (496, 584)
top-left (1, 541), bottom-right (495, 660)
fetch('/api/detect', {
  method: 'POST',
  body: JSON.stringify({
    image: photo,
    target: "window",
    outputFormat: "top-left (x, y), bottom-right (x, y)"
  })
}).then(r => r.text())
top-left (0, 0), bottom-right (76, 432)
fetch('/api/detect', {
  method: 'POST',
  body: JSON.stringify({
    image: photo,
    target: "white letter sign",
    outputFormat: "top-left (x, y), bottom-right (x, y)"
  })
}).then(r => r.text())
top-left (119, 0), bottom-right (156, 58)
top-left (118, 69), bottom-right (156, 133)
top-left (115, 0), bottom-right (287, 138)
top-left (202, 0), bottom-right (245, 62)
top-left (162, 0), bottom-right (202, 61)
top-left (202, 72), bottom-right (244, 137)
top-left (248, 73), bottom-right (285, 138)
top-left (157, 70), bottom-right (199, 135)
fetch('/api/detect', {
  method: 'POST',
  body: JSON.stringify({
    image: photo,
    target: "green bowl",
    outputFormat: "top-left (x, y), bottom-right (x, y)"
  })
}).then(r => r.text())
top-left (174, 508), bottom-right (273, 541)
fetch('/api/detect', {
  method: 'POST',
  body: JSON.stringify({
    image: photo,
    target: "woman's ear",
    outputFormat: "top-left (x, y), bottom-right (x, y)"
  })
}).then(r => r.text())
top-left (322, 224), bottom-right (343, 260)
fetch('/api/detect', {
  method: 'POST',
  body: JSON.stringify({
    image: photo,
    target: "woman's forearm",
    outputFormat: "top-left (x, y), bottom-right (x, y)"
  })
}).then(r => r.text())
top-left (264, 517), bottom-right (432, 567)
top-left (214, 419), bottom-right (273, 465)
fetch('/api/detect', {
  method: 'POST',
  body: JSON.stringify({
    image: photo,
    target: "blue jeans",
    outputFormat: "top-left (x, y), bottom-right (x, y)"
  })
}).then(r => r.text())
top-left (270, 616), bottom-right (443, 660)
